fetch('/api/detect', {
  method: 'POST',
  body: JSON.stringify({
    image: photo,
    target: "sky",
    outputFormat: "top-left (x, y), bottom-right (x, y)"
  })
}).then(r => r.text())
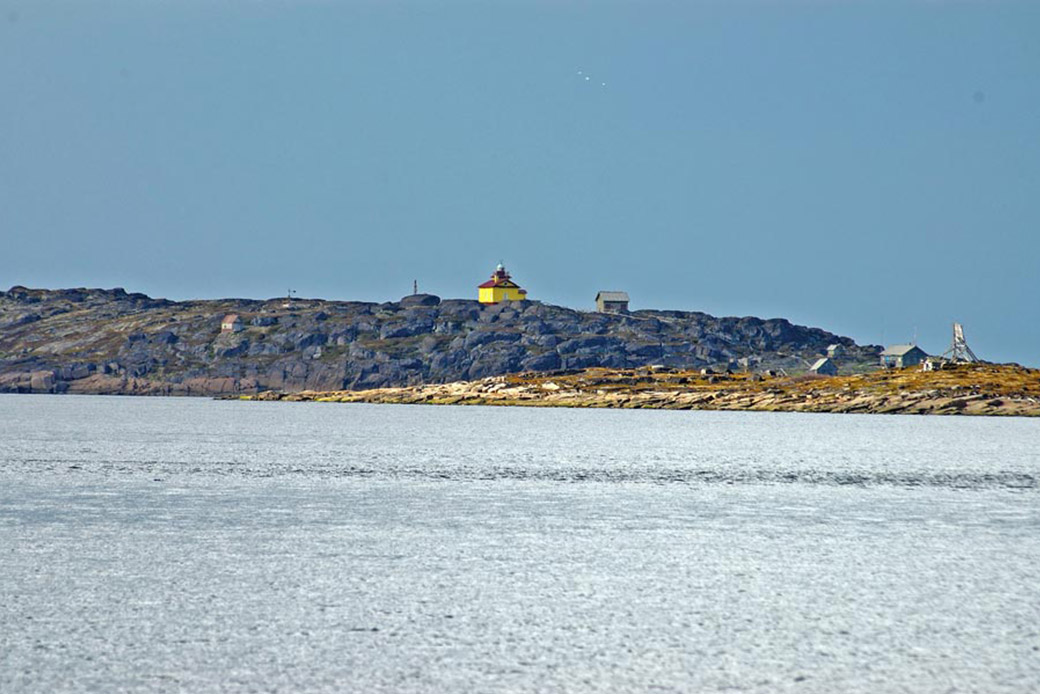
top-left (1, 1), bottom-right (1038, 364)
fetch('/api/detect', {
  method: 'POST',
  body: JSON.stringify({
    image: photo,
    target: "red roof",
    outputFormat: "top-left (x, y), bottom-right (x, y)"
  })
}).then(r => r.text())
top-left (479, 279), bottom-right (516, 289)
top-left (478, 265), bottom-right (525, 290)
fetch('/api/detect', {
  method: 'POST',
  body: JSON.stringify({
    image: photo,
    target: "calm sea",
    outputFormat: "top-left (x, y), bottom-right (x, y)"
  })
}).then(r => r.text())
top-left (1, 394), bottom-right (1038, 693)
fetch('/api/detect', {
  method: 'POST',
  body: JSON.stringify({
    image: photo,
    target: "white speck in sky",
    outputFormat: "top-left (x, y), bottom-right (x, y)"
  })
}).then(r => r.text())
top-left (577, 69), bottom-right (605, 87)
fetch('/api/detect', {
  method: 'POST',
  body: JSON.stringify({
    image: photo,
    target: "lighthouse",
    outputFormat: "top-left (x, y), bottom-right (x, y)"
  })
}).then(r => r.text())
top-left (477, 263), bottom-right (528, 304)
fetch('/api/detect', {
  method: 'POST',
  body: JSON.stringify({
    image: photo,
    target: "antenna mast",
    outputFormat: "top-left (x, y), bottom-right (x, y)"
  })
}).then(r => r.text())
top-left (942, 322), bottom-right (979, 363)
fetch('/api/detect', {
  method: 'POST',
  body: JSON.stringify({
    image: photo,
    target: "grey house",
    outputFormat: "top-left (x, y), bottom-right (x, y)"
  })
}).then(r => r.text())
top-left (809, 357), bottom-right (838, 376)
top-left (880, 344), bottom-right (928, 369)
top-left (595, 291), bottom-right (629, 313)
top-left (826, 344), bottom-right (845, 359)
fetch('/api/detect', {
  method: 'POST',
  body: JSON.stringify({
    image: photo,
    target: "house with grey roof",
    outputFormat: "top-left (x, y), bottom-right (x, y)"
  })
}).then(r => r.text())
top-left (880, 344), bottom-right (928, 369)
top-left (826, 344), bottom-right (845, 359)
top-left (595, 291), bottom-right (629, 314)
top-left (809, 357), bottom-right (838, 376)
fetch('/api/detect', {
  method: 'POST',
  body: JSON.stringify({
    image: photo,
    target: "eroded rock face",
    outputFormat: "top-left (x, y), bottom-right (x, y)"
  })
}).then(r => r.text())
top-left (0, 286), bottom-right (877, 395)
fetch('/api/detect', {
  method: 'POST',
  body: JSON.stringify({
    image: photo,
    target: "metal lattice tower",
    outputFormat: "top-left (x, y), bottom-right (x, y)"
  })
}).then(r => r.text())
top-left (942, 322), bottom-right (979, 363)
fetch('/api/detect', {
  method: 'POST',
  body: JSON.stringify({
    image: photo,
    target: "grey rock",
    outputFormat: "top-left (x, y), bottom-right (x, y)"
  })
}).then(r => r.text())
top-left (400, 293), bottom-right (441, 307)
top-left (464, 330), bottom-right (521, 349)
top-left (59, 364), bottom-right (93, 380)
top-left (557, 335), bottom-right (620, 355)
top-left (380, 318), bottom-right (433, 339)
top-left (521, 352), bottom-right (562, 371)
top-left (626, 343), bottom-right (663, 358)
top-left (30, 370), bottom-right (55, 392)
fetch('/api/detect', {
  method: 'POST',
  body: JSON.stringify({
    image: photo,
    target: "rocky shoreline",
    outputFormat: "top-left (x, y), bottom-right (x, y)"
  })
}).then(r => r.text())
top-left (240, 363), bottom-right (1040, 417)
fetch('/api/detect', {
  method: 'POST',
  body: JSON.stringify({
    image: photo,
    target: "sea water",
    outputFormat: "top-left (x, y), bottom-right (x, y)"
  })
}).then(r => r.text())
top-left (1, 394), bottom-right (1038, 693)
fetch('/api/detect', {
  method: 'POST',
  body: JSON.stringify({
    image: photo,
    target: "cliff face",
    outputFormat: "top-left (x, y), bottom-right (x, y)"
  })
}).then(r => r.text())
top-left (0, 286), bottom-right (878, 395)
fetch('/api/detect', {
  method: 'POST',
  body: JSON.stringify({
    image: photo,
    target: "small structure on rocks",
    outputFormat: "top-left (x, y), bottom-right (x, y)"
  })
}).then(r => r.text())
top-left (941, 322), bottom-right (980, 364)
top-left (282, 289), bottom-right (296, 310)
top-left (478, 263), bottom-right (528, 304)
top-left (809, 357), bottom-right (838, 376)
top-left (737, 356), bottom-right (760, 372)
top-left (595, 291), bottom-right (629, 314)
top-left (880, 344), bottom-right (928, 369)
top-left (827, 344), bottom-right (845, 359)
top-left (922, 357), bottom-right (947, 372)
top-left (220, 314), bottom-right (244, 333)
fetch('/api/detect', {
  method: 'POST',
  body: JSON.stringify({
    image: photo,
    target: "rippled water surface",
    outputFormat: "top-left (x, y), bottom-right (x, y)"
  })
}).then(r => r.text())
top-left (1, 394), bottom-right (1039, 693)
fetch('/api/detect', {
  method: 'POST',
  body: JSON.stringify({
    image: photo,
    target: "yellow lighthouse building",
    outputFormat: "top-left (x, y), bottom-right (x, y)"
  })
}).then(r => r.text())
top-left (478, 263), bottom-right (528, 304)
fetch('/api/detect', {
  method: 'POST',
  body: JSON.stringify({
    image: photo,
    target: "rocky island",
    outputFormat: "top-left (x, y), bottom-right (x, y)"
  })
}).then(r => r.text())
top-left (0, 285), bottom-right (879, 396)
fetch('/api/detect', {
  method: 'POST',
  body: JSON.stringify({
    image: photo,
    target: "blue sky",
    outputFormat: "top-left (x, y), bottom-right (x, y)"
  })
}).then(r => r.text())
top-left (1, 1), bottom-right (1038, 364)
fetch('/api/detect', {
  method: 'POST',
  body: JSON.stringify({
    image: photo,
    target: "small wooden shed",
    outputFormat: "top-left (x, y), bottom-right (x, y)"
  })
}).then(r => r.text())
top-left (809, 357), bottom-right (838, 376)
top-left (595, 291), bottom-right (629, 313)
top-left (880, 344), bottom-right (928, 369)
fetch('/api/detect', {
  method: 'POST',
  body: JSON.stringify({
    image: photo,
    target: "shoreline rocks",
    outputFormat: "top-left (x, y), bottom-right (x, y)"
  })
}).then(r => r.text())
top-left (239, 364), bottom-right (1040, 418)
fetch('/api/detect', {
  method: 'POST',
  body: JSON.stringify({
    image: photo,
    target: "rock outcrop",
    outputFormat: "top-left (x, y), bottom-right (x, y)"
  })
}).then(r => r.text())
top-left (0, 286), bottom-right (880, 396)
top-left (250, 364), bottom-right (1040, 418)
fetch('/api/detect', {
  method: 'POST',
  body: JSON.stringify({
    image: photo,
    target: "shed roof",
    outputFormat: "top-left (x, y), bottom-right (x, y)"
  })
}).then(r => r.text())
top-left (809, 358), bottom-right (833, 371)
top-left (595, 291), bottom-right (630, 302)
top-left (222, 314), bottom-right (241, 322)
top-left (881, 344), bottom-right (923, 356)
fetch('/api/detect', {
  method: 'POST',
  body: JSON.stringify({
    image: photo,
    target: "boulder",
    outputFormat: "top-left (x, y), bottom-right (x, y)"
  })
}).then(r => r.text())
top-left (59, 364), bottom-right (93, 380)
top-left (30, 370), bottom-right (55, 392)
top-left (400, 293), bottom-right (441, 307)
